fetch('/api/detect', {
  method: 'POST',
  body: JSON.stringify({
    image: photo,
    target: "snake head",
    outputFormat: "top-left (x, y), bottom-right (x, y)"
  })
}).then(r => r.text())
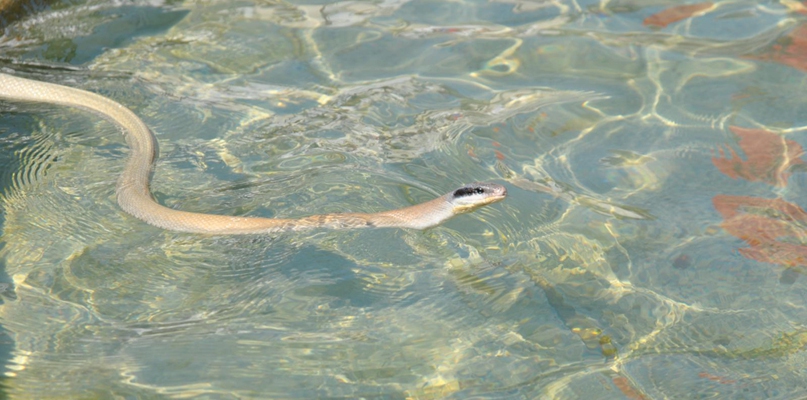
top-left (449, 182), bottom-right (507, 213)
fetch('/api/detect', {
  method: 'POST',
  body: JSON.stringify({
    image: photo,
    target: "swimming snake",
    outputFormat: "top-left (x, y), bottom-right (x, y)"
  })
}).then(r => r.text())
top-left (0, 73), bottom-right (506, 234)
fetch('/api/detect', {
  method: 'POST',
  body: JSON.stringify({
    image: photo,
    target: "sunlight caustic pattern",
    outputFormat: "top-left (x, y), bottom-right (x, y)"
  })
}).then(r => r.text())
top-left (2, 0), bottom-right (807, 398)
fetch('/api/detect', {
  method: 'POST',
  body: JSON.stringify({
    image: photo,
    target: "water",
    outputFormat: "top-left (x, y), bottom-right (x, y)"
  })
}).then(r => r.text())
top-left (1, 0), bottom-right (807, 398)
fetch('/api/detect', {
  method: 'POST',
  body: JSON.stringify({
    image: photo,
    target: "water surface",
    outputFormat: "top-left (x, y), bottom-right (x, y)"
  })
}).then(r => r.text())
top-left (1, 0), bottom-right (807, 398)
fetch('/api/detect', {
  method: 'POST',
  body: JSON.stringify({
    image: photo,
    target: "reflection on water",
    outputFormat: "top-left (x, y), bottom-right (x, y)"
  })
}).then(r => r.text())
top-left (1, 0), bottom-right (807, 398)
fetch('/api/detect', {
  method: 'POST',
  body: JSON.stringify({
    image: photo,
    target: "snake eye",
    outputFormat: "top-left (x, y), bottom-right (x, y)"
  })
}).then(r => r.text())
top-left (453, 185), bottom-right (486, 198)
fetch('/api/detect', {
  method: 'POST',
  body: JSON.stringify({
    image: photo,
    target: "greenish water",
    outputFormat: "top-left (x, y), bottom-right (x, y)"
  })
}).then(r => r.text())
top-left (2, 0), bottom-right (807, 398)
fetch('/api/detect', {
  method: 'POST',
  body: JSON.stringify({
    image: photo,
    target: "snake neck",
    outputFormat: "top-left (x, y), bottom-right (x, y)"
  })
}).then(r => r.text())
top-left (370, 195), bottom-right (456, 229)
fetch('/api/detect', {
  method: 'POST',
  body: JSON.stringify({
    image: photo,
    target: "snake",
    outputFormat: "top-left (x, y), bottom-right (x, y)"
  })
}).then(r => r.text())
top-left (0, 72), bottom-right (506, 234)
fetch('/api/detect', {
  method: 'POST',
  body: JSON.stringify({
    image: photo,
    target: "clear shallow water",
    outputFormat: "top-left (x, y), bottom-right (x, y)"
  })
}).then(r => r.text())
top-left (1, 0), bottom-right (807, 398)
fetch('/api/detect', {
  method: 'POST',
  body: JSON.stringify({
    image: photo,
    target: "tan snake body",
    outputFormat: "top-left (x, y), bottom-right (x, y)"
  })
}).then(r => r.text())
top-left (0, 73), bottom-right (506, 234)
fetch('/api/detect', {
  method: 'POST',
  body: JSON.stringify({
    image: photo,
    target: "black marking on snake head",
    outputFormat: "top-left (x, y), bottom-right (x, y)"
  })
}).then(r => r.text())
top-left (453, 185), bottom-right (487, 198)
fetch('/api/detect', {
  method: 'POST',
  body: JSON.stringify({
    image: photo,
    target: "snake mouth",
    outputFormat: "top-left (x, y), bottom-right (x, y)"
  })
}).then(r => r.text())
top-left (480, 190), bottom-right (507, 206)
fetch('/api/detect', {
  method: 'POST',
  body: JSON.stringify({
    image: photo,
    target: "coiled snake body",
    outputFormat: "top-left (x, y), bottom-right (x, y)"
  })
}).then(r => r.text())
top-left (0, 73), bottom-right (506, 234)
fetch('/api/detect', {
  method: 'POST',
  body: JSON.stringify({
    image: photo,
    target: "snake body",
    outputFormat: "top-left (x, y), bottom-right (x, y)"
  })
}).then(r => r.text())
top-left (0, 73), bottom-right (506, 234)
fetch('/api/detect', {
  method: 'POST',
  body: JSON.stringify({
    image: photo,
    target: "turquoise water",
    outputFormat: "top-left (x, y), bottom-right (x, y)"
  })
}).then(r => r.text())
top-left (2, 0), bottom-right (807, 398)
